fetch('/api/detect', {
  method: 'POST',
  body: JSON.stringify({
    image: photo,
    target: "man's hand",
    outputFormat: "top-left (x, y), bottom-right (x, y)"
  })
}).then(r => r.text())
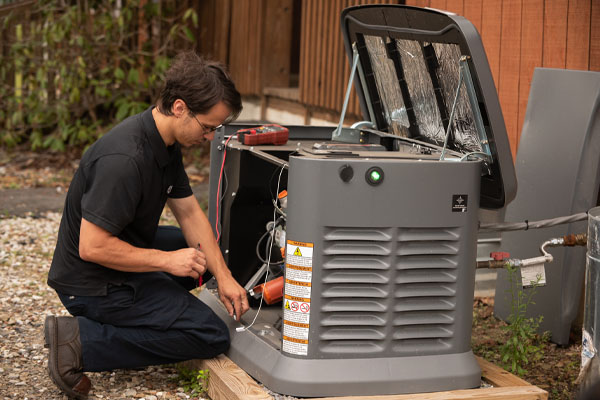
top-left (165, 248), bottom-right (207, 279)
top-left (217, 275), bottom-right (249, 321)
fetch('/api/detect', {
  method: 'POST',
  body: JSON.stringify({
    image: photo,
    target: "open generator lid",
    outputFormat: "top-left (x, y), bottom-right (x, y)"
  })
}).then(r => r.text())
top-left (340, 5), bottom-right (516, 209)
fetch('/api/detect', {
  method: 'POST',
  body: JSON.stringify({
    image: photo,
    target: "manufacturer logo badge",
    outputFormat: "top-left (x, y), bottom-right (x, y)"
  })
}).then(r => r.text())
top-left (452, 194), bottom-right (468, 212)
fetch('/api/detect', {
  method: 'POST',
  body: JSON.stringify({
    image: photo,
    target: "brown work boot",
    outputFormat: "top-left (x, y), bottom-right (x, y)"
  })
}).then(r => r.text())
top-left (44, 315), bottom-right (91, 399)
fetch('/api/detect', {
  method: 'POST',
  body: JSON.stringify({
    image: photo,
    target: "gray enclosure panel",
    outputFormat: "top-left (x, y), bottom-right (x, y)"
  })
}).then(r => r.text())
top-left (494, 68), bottom-right (600, 345)
top-left (199, 289), bottom-right (480, 397)
top-left (285, 156), bottom-right (481, 360)
top-left (202, 155), bottom-right (483, 396)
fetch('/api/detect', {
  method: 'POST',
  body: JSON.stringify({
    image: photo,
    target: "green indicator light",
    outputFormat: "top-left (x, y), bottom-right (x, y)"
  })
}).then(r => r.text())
top-left (370, 171), bottom-right (381, 181)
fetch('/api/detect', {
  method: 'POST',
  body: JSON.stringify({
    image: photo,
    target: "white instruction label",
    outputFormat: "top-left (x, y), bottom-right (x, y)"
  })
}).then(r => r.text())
top-left (521, 264), bottom-right (546, 287)
top-left (282, 240), bottom-right (313, 356)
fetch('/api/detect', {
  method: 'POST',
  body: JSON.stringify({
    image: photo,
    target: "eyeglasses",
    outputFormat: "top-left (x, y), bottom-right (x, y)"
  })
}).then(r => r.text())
top-left (191, 113), bottom-right (223, 134)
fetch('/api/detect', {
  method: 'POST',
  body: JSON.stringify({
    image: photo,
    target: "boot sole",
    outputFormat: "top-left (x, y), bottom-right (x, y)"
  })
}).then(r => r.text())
top-left (44, 315), bottom-right (88, 400)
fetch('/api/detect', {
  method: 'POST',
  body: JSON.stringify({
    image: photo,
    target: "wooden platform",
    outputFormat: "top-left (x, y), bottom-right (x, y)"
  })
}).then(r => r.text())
top-left (183, 355), bottom-right (548, 400)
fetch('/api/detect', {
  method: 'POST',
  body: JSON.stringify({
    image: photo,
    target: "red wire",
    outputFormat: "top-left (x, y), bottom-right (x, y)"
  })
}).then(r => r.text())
top-left (215, 135), bottom-right (235, 242)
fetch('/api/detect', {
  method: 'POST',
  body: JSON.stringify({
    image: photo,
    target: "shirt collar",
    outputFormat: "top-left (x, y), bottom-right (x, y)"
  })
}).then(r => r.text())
top-left (141, 106), bottom-right (173, 168)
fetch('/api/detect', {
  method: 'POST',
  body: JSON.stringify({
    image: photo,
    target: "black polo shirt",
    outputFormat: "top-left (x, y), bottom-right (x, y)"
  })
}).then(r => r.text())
top-left (48, 107), bottom-right (193, 296)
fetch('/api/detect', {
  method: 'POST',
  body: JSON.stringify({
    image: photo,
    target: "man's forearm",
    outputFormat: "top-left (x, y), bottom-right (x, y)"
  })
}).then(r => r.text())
top-left (79, 218), bottom-right (169, 272)
top-left (170, 197), bottom-right (232, 279)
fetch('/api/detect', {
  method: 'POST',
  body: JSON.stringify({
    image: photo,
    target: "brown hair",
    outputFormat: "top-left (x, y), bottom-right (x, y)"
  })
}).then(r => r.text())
top-left (156, 52), bottom-right (242, 122)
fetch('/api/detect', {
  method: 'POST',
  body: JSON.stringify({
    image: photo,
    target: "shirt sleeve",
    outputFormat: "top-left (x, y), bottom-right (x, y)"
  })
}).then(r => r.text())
top-left (81, 154), bottom-right (142, 235)
top-left (167, 147), bottom-right (193, 199)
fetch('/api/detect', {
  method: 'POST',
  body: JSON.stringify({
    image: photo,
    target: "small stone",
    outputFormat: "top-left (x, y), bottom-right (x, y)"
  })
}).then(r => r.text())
top-left (123, 388), bottom-right (137, 396)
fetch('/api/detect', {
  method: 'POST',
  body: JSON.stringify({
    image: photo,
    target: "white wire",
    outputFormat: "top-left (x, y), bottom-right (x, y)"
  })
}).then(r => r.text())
top-left (239, 165), bottom-right (286, 331)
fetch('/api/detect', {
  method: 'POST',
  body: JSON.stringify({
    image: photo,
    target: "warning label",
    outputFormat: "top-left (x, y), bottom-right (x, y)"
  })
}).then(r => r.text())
top-left (284, 308), bottom-right (310, 324)
top-left (283, 321), bottom-right (309, 340)
top-left (286, 241), bottom-right (313, 268)
top-left (282, 339), bottom-right (308, 356)
top-left (286, 264), bottom-right (312, 282)
top-left (283, 240), bottom-right (314, 356)
top-left (284, 280), bottom-right (312, 298)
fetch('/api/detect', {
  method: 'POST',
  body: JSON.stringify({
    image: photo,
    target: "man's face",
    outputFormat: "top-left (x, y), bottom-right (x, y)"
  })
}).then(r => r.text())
top-left (178, 101), bottom-right (231, 147)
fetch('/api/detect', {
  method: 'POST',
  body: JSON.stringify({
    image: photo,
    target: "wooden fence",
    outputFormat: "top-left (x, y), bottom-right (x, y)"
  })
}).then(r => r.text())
top-left (2, 0), bottom-right (598, 154)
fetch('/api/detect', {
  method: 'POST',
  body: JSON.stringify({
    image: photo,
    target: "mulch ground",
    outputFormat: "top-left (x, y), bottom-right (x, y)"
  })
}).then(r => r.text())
top-left (472, 297), bottom-right (582, 399)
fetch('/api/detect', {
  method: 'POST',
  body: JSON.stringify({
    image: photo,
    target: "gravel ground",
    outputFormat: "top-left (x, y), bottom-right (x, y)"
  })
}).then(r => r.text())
top-left (0, 212), bottom-right (207, 400)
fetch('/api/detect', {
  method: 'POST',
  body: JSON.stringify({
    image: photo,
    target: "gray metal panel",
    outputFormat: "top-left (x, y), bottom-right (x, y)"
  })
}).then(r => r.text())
top-left (494, 68), bottom-right (600, 345)
top-left (286, 156), bottom-right (481, 360)
top-left (199, 288), bottom-right (481, 397)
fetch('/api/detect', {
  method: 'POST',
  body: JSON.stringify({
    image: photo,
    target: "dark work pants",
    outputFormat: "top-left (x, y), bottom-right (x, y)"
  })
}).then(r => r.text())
top-left (56, 226), bottom-right (229, 372)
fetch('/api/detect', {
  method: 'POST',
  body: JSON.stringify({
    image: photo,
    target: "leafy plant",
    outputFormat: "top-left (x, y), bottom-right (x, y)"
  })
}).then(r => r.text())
top-left (176, 365), bottom-right (209, 397)
top-left (0, 0), bottom-right (198, 150)
top-left (499, 264), bottom-right (548, 376)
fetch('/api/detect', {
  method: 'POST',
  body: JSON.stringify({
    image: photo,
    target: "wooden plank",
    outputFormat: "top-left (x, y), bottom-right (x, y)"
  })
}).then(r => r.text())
top-left (186, 354), bottom-right (547, 400)
top-left (184, 355), bottom-right (273, 400)
top-left (476, 356), bottom-right (533, 387)
top-left (566, 0), bottom-right (591, 71)
top-left (253, 0), bottom-right (264, 94)
top-left (326, 0), bottom-right (341, 110)
top-left (429, 0), bottom-right (447, 11)
top-left (592, 0), bottom-right (600, 71)
top-left (308, 386), bottom-right (547, 400)
top-left (498, 0), bottom-right (521, 156)
top-left (261, 0), bottom-right (293, 88)
top-left (516, 0), bottom-right (543, 151)
top-left (445, 0), bottom-right (464, 16)
top-left (316, 0), bottom-right (329, 107)
top-left (542, 0), bottom-right (568, 68)
top-left (306, 0), bottom-right (317, 104)
top-left (215, 0), bottom-right (232, 64)
top-left (333, 0), bottom-right (349, 111)
top-left (299, 0), bottom-right (310, 103)
top-left (463, 0), bottom-right (482, 31)
top-left (481, 0), bottom-right (502, 88)
top-left (407, 0), bottom-right (430, 7)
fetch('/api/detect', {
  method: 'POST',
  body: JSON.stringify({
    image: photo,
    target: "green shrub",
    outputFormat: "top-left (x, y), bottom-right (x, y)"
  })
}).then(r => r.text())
top-left (0, 0), bottom-right (198, 150)
top-left (499, 264), bottom-right (548, 376)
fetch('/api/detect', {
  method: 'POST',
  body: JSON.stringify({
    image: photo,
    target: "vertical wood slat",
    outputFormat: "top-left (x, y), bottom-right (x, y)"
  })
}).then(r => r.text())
top-left (592, 0), bottom-right (600, 71)
top-left (429, 0), bottom-right (447, 11)
top-left (542, 0), bottom-right (568, 68)
top-left (566, 0), bottom-right (591, 71)
top-left (498, 0), bottom-right (522, 156)
top-left (308, 0), bottom-right (318, 105)
top-left (262, 0), bottom-right (293, 88)
top-left (315, 0), bottom-right (326, 107)
top-left (481, 0), bottom-right (502, 88)
top-left (408, 0), bottom-right (430, 7)
top-left (299, 0), bottom-right (310, 104)
top-left (256, 0), bottom-right (266, 94)
top-left (517, 0), bottom-right (543, 151)
top-left (216, 0), bottom-right (232, 65)
top-left (445, 0), bottom-right (464, 15)
top-left (333, 0), bottom-right (347, 111)
top-left (463, 0), bottom-right (482, 31)
top-left (326, 0), bottom-right (339, 110)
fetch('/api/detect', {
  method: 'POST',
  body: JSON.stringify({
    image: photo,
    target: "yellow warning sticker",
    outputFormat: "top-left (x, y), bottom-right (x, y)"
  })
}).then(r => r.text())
top-left (283, 336), bottom-right (309, 345)
top-left (286, 264), bottom-right (312, 272)
top-left (287, 240), bottom-right (314, 248)
top-left (284, 294), bottom-right (311, 303)
top-left (283, 239), bottom-right (314, 356)
top-left (284, 320), bottom-right (310, 329)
